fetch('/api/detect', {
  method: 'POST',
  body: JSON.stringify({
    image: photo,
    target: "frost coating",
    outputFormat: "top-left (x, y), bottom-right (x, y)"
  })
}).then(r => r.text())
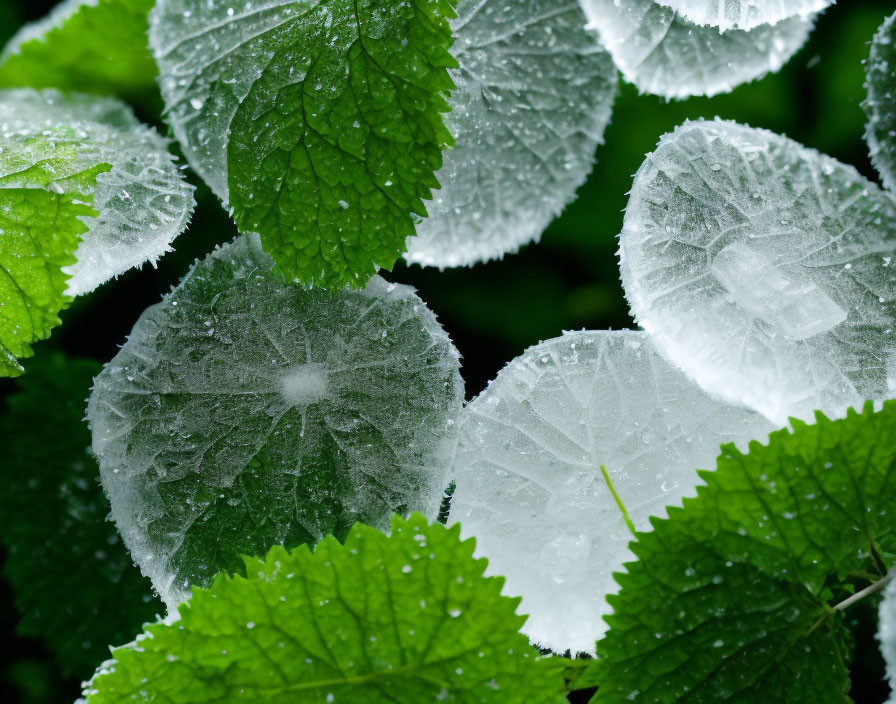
top-left (148, 0), bottom-right (297, 203)
top-left (579, 0), bottom-right (814, 99)
top-left (620, 119), bottom-right (896, 424)
top-left (882, 575), bottom-right (896, 704)
top-left (654, 0), bottom-right (832, 32)
top-left (404, 0), bottom-right (616, 268)
top-left (448, 330), bottom-right (772, 653)
top-left (87, 235), bottom-right (464, 609)
top-left (0, 89), bottom-right (195, 296)
top-left (865, 12), bottom-right (896, 194)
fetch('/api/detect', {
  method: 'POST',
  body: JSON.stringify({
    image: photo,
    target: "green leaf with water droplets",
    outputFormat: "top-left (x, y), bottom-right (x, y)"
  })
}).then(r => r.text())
top-left (150, 0), bottom-right (457, 288)
top-left (589, 401), bottom-right (896, 703)
top-left (84, 514), bottom-right (566, 704)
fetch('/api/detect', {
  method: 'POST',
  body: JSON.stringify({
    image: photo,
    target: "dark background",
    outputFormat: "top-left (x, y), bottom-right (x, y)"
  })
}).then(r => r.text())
top-left (0, 0), bottom-right (894, 701)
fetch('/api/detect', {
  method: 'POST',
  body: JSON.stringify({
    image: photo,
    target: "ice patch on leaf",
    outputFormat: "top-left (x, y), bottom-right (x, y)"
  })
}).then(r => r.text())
top-left (654, 0), bottom-right (833, 32)
top-left (448, 330), bottom-right (773, 654)
top-left (0, 88), bottom-right (194, 296)
top-left (619, 119), bottom-right (896, 424)
top-left (579, 0), bottom-right (814, 99)
top-left (404, 0), bottom-right (616, 268)
top-left (87, 235), bottom-right (464, 609)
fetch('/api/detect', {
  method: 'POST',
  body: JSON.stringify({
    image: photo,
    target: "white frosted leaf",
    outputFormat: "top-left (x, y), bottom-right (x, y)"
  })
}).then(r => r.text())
top-left (654, 0), bottom-right (833, 32)
top-left (881, 575), bottom-right (896, 704)
top-left (865, 11), bottom-right (896, 194)
top-left (404, 0), bottom-right (617, 268)
top-left (87, 235), bottom-right (464, 609)
top-left (0, 88), bottom-right (195, 296)
top-left (620, 119), bottom-right (896, 424)
top-left (579, 0), bottom-right (814, 99)
top-left (447, 330), bottom-right (773, 654)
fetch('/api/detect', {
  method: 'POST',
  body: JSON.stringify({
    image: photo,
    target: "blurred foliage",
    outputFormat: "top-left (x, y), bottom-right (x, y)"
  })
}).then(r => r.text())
top-left (0, 0), bottom-right (894, 702)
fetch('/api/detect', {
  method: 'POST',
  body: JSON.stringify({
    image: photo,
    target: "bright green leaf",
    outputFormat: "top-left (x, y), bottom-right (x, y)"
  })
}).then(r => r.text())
top-left (150, 0), bottom-right (457, 288)
top-left (590, 402), bottom-right (896, 703)
top-left (0, 88), bottom-right (194, 375)
top-left (0, 0), bottom-right (157, 99)
top-left (84, 514), bottom-right (566, 704)
top-left (0, 352), bottom-right (161, 677)
top-left (864, 11), bottom-right (896, 193)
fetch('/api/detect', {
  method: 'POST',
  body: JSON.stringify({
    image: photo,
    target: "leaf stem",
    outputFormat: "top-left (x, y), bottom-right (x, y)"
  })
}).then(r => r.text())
top-left (834, 571), bottom-right (892, 612)
top-left (600, 465), bottom-right (636, 538)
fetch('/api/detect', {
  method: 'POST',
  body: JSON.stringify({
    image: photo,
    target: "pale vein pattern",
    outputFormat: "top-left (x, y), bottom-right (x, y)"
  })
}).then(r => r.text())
top-left (882, 575), bottom-right (896, 704)
top-left (654, 0), bottom-right (833, 32)
top-left (404, 0), bottom-right (616, 268)
top-left (579, 0), bottom-right (814, 99)
top-left (149, 0), bottom-right (300, 203)
top-left (619, 119), bottom-right (896, 424)
top-left (865, 12), bottom-right (896, 194)
top-left (0, 89), bottom-right (194, 295)
top-left (87, 235), bottom-right (464, 608)
top-left (448, 330), bottom-right (772, 654)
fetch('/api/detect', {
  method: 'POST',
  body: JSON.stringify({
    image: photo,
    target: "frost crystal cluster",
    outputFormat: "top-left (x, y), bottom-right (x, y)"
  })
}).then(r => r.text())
top-left (619, 119), bottom-right (896, 424)
top-left (579, 0), bottom-right (819, 98)
top-left (882, 575), bottom-right (896, 704)
top-left (88, 235), bottom-right (464, 608)
top-left (404, 0), bottom-right (617, 268)
top-left (447, 330), bottom-right (772, 653)
top-left (0, 88), bottom-right (194, 296)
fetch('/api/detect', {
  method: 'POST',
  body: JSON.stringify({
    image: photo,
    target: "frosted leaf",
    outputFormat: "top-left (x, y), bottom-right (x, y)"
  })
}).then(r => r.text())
top-left (87, 235), bottom-right (464, 609)
top-left (865, 11), bottom-right (896, 194)
top-left (579, 0), bottom-right (814, 99)
top-left (654, 0), bottom-right (833, 32)
top-left (447, 330), bottom-right (773, 654)
top-left (881, 574), bottom-right (896, 704)
top-left (148, 0), bottom-right (297, 203)
top-left (619, 119), bottom-right (896, 424)
top-left (404, 0), bottom-right (617, 268)
top-left (0, 88), bottom-right (195, 296)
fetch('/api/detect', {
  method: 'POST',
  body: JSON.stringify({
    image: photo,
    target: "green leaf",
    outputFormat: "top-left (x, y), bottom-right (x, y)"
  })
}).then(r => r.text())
top-left (0, 88), bottom-right (194, 375)
top-left (0, 352), bottom-right (161, 677)
top-left (87, 235), bottom-right (464, 608)
top-left (84, 514), bottom-right (566, 704)
top-left (150, 0), bottom-right (457, 288)
top-left (864, 11), bottom-right (896, 193)
top-left (589, 402), bottom-right (896, 703)
top-left (0, 0), bottom-right (157, 100)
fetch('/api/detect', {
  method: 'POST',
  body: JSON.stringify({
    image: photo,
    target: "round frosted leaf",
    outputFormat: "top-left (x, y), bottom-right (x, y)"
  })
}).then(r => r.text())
top-left (447, 330), bottom-right (772, 654)
top-left (654, 0), bottom-right (833, 32)
top-left (0, 89), bottom-right (195, 296)
top-left (404, 0), bottom-right (617, 268)
top-left (865, 12), bottom-right (896, 194)
top-left (149, 0), bottom-right (456, 288)
top-left (619, 119), bottom-right (896, 424)
top-left (579, 0), bottom-right (814, 99)
top-left (881, 575), bottom-right (896, 703)
top-left (87, 235), bottom-right (464, 609)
